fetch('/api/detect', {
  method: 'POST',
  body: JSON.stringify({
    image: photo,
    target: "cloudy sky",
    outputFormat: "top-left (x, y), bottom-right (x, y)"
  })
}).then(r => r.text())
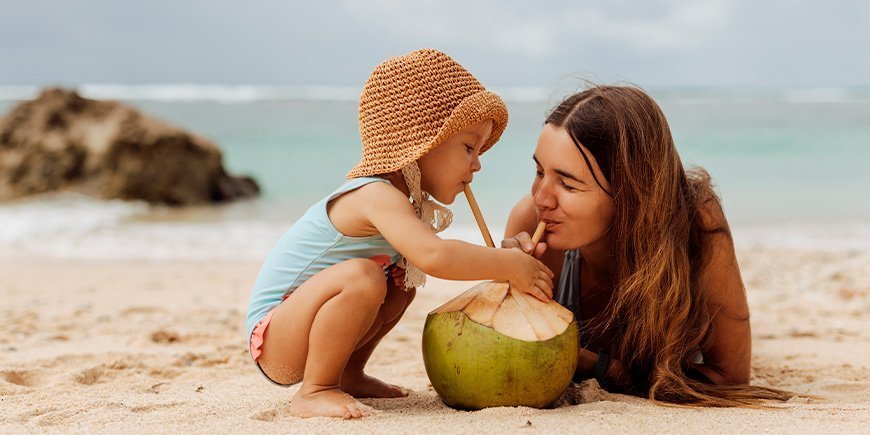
top-left (1, 0), bottom-right (868, 88)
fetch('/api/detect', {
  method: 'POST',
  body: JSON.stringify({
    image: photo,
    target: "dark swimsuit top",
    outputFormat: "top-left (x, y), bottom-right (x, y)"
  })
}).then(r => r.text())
top-left (556, 249), bottom-right (607, 385)
top-left (554, 249), bottom-right (588, 347)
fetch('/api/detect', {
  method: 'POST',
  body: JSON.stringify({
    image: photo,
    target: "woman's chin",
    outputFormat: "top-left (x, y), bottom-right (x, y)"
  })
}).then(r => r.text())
top-left (543, 231), bottom-right (578, 251)
top-left (544, 238), bottom-right (567, 251)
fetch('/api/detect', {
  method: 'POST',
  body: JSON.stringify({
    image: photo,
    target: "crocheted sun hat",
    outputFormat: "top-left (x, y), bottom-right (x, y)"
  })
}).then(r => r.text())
top-left (347, 48), bottom-right (508, 179)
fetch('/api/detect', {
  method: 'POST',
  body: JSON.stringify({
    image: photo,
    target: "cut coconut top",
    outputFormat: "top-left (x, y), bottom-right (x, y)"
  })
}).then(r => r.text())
top-left (430, 281), bottom-right (575, 342)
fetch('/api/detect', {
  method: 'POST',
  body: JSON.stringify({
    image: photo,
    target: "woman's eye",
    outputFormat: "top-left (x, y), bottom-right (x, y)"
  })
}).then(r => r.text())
top-left (560, 180), bottom-right (576, 191)
top-left (465, 144), bottom-right (475, 153)
top-left (535, 170), bottom-right (544, 178)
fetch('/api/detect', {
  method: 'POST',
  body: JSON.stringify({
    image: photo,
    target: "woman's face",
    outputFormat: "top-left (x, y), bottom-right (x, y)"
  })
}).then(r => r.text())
top-left (532, 123), bottom-right (615, 251)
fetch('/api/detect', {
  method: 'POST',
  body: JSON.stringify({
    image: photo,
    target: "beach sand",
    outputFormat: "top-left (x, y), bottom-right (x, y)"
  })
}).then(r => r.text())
top-left (1, 247), bottom-right (868, 433)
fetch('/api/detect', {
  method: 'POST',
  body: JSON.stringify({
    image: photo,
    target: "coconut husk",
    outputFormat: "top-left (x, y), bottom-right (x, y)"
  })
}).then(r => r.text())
top-left (430, 281), bottom-right (574, 342)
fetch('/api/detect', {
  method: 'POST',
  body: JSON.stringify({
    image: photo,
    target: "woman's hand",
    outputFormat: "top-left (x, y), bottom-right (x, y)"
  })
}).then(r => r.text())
top-left (504, 248), bottom-right (554, 302)
top-left (501, 231), bottom-right (548, 258)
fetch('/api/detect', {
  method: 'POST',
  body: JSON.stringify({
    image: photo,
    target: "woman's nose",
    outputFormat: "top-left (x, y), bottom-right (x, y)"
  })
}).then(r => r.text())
top-left (533, 179), bottom-right (557, 209)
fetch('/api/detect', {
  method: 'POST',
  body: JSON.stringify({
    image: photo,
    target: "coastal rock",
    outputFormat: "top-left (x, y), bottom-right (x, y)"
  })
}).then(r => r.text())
top-left (0, 88), bottom-right (259, 205)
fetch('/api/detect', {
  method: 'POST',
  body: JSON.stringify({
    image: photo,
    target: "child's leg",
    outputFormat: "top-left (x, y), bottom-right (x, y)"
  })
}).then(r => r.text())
top-left (257, 258), bottom-right (389, 419)
top-left (341, 283), bottom-right (416, 398)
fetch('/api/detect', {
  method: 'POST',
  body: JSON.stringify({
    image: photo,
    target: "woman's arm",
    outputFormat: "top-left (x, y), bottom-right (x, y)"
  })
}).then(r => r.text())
top-left (691, 200), bottom-right (751, 385)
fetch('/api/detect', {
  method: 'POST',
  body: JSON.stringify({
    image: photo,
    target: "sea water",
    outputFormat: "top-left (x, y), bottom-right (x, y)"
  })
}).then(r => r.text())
top-left (1, 85), bottom-right (868, 260)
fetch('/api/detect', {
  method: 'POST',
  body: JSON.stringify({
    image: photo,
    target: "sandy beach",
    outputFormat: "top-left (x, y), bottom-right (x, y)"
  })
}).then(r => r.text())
top-left (1, 244), bottom-right (868, 433)
top-left (2, 0), bottom-right (869, 431)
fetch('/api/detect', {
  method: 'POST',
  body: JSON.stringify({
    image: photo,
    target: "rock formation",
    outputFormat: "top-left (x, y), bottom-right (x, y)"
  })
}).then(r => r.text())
top-left (0, 88), bottom-right (259, 205)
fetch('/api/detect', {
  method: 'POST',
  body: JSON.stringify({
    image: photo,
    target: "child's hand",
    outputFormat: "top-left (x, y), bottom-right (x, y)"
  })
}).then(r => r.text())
top-left (505, 248), bottom-right (554, 302)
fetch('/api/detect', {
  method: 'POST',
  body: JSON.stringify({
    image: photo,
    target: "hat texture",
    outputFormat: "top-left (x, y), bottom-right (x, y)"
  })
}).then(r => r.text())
top-left (347, 49), bottom-right (508, 178)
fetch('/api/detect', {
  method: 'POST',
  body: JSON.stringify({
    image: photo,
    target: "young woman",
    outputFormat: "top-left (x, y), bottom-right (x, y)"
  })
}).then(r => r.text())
top-left (502, 85), bottom-right (793, 406)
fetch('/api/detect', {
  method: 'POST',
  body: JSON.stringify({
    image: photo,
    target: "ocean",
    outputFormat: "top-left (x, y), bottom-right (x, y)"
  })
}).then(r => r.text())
top-left (1, 85), bottom-right (869, 261)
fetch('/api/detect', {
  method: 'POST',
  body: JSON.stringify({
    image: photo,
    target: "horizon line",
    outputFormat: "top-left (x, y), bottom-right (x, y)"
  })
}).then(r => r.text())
top-left (1, 83), bottom-right (869, 104)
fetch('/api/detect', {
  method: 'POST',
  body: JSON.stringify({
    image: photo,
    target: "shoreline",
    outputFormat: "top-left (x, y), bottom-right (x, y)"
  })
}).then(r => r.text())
top-left (3, 192), bottom-right (870, 262)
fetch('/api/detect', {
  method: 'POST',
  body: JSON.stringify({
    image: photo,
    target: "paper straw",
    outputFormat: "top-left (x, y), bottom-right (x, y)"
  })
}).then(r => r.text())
top-left (463, 184), bottom-right (495, 248)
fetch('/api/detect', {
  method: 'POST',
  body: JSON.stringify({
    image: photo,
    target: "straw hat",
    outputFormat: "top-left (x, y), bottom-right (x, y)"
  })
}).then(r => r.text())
top-left (347, 49), bottom-right (508, 178)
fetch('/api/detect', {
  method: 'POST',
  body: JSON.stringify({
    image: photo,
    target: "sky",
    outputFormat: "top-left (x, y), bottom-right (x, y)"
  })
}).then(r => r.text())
top-left (1, 0), bottom-right (868, 88)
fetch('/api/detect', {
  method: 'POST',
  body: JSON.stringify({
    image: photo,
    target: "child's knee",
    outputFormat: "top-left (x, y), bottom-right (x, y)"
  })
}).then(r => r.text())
top-left (341, 259), bottom-right (388, 303)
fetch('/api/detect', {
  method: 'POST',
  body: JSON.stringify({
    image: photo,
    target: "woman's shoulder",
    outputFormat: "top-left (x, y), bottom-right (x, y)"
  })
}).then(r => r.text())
top-left (696, 195), bottom-right (730, 235)
top-left (505, 195), bottom-right (538, 235)
top-left (692, 194), bottom-right (749, 319)
top-left (687, 168), bottom-right (730, 236)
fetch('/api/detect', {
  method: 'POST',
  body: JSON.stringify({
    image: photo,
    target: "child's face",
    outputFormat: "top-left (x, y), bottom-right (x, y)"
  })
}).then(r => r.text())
top-left (418, 120), bottom-right (493, 204)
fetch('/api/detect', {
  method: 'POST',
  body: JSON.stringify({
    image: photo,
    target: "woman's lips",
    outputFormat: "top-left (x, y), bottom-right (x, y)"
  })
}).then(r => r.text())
top-left (541, 219), bottom-right (560, 230)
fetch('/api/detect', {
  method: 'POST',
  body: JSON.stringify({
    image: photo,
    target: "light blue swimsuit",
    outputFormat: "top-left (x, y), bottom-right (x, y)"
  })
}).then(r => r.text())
top-left (245, 177), bottom-right (402, 341)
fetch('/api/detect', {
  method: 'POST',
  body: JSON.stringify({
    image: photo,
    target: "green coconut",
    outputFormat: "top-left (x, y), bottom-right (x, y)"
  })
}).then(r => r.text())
top-left (422, 281), bottom-right (579, 410)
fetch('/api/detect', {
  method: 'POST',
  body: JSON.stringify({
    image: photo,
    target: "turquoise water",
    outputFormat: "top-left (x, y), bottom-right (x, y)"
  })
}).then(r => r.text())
top-left (0, 88), bottom-right (870, 260)
top-left (115, 91), bottom-right (870, 226)
top-left (1, 88), bottom-right (869, 259)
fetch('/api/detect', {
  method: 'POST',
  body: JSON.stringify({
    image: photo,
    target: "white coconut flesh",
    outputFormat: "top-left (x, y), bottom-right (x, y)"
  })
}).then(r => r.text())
top-left (430, 281), bottom-right (575, 342)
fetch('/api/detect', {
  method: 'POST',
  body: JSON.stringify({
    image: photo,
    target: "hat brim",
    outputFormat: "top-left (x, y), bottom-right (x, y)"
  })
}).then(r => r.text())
top-left (347, 90), bottom-right (508, 178)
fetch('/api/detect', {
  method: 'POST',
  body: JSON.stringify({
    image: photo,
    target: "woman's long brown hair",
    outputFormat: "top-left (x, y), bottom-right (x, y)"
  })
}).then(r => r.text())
top-left (547, 85), bottom-right (794, 406)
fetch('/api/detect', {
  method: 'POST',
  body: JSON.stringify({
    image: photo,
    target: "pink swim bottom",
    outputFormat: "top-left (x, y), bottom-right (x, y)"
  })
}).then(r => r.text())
top-left (249, 294), bottom-right (288, 362)
top-left (249, 254), bottom-right (394, 363)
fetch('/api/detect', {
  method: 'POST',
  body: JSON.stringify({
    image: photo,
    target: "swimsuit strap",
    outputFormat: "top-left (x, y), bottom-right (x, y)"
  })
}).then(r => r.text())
top-left (555, 249), bottom-right (586, 347)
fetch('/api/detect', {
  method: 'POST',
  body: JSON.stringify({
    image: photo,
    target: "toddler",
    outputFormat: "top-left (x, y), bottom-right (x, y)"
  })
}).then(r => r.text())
top-left (245, 49), bottom-right (554, 419)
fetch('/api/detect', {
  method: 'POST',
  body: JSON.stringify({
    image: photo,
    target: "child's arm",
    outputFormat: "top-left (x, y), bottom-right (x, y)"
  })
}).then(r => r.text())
top-left (360, 183), bottom-right (554, 300)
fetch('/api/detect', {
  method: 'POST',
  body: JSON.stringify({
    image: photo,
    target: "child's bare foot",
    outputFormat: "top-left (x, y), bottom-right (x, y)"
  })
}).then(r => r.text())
top-left (289, 386), bottom-right (378, 419)
top-left (340, 372), bottom-right (409, 398)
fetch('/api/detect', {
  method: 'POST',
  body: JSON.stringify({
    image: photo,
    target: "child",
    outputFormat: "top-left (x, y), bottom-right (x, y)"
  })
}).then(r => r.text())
top-left (245, 49), bottom-right (554, 419)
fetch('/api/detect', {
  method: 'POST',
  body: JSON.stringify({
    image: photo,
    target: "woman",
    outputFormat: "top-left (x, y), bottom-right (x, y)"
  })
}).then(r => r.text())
top-left (502, 85), bottom-right (792, 406)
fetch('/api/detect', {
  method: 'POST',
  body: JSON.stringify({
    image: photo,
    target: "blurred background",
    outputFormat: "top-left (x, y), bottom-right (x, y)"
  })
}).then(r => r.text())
top-left (2, 0), bottom-right (869, 261)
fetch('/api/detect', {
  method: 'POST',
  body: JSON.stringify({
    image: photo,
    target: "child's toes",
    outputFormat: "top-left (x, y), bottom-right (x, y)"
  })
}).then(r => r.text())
top-left (360, 403), bottom-right (379, 417)
top-left (344, 402), bottom-right (374, 419)
top-left (343, 405), bottom-right (358, 419)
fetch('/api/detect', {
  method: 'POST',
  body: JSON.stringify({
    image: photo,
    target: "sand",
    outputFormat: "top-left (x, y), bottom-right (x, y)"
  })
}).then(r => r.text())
top-left (1, 247), bottom-right (869, 433)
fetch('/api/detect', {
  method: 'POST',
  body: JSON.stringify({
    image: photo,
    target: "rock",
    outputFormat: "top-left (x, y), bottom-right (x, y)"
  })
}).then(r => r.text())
top-left (0, 88), bottom-right (259, 205)
top-left (556, 379), bottom-right (609, 406)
